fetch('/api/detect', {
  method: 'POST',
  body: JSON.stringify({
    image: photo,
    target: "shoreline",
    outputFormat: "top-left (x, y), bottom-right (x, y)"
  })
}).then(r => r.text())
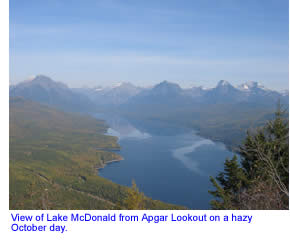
top-left (96, 126), bottom-right (123, 170)
top-left (96, 147), bottom-right (121, 151)
top-left (96, 156), bottom-right (124, 170)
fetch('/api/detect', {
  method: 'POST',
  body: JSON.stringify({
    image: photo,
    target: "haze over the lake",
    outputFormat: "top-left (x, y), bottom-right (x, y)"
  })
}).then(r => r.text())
top-left (10, 0), bottom-right (289, 91)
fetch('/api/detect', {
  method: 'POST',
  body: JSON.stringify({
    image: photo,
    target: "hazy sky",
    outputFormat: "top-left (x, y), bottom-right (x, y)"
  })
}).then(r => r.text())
top-left (10, 0), bottom-right (289, 90)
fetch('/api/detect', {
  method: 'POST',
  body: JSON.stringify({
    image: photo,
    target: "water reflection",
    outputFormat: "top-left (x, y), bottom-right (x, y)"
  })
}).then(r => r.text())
top-left (106, 127), bottom-right (151, 140)
top-left (172, 139), bottom-right (214, 175)
top-left (94, 113), bottom-right (236, 209)
top-left (94, 113), bottom-right (151, 140)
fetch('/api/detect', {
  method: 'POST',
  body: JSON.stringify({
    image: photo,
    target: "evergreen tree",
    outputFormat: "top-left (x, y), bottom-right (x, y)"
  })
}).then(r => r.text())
top-left (240, 103), bottom-right (288, 186)
top-left (209, 104), bottom-right (289, 209)
top-left (209, 155), bottom-right (246, 209)
top-left (264, 103), bottom-right (289, 190)
top-left (239, 130), bottom-right (266, 182)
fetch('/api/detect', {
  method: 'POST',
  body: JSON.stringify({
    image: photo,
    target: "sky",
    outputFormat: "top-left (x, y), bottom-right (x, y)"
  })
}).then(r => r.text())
top-left (10, 0), bottom-right (289, 90)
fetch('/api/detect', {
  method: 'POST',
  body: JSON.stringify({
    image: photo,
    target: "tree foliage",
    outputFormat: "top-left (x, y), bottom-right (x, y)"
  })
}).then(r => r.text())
top-left (123, 180), bottom-right (145, 210)
top-left (209, 103), bottom-right (289, 209)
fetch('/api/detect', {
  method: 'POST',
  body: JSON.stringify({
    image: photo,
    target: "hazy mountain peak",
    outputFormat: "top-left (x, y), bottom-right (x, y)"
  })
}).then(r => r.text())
top-left (245, 81), bottom-right (259, 88)
top-left (239, 83), bottom-right (250, 90)
top-left (160, 80), bottom-right (170, 84)
top-left (238, 81), bottom-right (267, 91)
top-left (112, 82), bottom-right (124, 88)
top-left (217, 80), bottom-right (231, 87)
top-left (10, 75), bottom-right (96, 112)
top-left (142, 81), bottom-right (182, 98)
top-left (110, 82), bottom-right (139, 89)
top-left (22, 75), bottom-right (68, 89)
top-left (30, 74), bottom-right (53, 82)
top-left (156, 80), bottom-right (181, 89)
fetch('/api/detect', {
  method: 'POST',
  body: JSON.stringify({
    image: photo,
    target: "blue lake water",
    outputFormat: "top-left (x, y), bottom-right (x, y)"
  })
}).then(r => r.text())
top-left (94, 113), bottom-right (236, 209)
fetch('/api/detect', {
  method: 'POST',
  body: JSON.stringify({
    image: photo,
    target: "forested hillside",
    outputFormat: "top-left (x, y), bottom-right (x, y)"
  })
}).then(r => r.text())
top-left (9, 97), bottom-right (184, 210)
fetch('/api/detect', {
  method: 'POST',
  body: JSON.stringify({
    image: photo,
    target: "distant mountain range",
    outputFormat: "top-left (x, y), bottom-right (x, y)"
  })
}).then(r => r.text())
top-left (9, 75), bottom-right (289, 149)
top-left (10, 75), bottom-right (288, 112)
top-left (74, 78), bottom-right (288, 108)
top-left (118, 79), bottom-right (288, 112)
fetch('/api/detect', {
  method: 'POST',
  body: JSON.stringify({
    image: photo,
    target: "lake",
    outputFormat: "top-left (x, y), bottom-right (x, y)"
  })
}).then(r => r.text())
top-left (94, 113), bottom-right (236, 209)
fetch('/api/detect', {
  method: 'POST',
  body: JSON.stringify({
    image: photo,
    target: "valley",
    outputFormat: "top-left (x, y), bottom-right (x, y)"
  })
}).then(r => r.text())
top-left (9, 76), bottom-right (288, 209)
top-left (10, 76), bottom-right (288, 151)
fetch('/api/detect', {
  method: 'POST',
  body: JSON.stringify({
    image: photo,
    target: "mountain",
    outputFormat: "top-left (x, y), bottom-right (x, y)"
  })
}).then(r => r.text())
top-left (9, 76), bottom-right (288, 150)
top-left (202, 80), bottom-right (246, 103)
top-left (131, 81), bottom-right (183, 100)
top-left (148, 80), bottom-right (183, 96)
top-left (238, 81), bottom-right (267, 92)
top-left (11, 76), bottom-right (287, 111)
top-left (237, 81), bottom-right (286, 105)
top-left (122, 79), bottom-right (287, 109)
top-left (116, 80), bottom-right (288, 149)
top-left (73, 82), bottom-right (143, 106)
top-left (121, 81), bottom-right (195, 113)
top-left (10, 75), bottom-right (96, 112)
